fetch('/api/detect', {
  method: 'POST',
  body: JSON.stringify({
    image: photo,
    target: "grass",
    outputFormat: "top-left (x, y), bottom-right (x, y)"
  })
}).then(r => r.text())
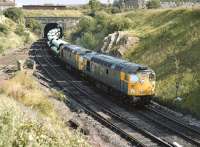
top-left (23, 9), bottom-right (83, 17)
top-left (0, 71), bottom-right (90, 146)
top-left (121, 8), bottom-right (200, 116)
top-left (0, 71), bottom-right (56, 118)
top-left (0, 15), bottom-right (37, 54)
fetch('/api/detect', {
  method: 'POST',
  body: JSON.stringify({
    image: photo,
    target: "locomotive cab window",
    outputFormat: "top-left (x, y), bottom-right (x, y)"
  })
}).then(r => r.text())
top-left (106, 69), bottom-right (109, 75)
top-left (86, 61), bottom-right (90, 72)
top-left (130, 74), bottom-right (139, 83)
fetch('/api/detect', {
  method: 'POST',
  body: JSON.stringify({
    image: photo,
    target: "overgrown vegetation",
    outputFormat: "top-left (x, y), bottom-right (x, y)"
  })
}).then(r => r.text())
top-left (89, 0), bottom-right (101, 15)
top-left (146, 0), bottom-right (161, 9)
top-left (4, 7), bottom-right (24, 24)
top-left (0, 9), bottom-right (37, 54)
top-left (0, 72), bottom-right (89, 146)
top-left (25, 18), bottom-right (42, 34)
top-left (0, 23), bottom-right (9, 35)
top-left (72, 11), bottom-right (132, 49)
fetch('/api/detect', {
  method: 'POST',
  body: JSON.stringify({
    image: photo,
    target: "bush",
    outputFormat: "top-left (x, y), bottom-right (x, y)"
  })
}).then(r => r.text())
top-left (0, 24), bottom-right (9, 35)
top-left (15, 25), bottom-right (26, 36)
top-left (146, 0), bottom-right (161, 9)
top-left (72, 12), bottom-right (133, 50)
top-left (71, 16), bottom-right (96, 42)
top-left (111, 7), bottom-right (122, 14)
top-left (24, 33), bottom-right (31, 44)
top-left (4, 7), bottom-right (24, 24)
top-left (78, 16), bottom-right (96, 32)
top-left (79, 32), bottom-right (98, 49)
top-left (89, 0), bottom-right (101, 14)
top-left (1, 72), bottom-right (55, 118)
top-left (95, 11), bottom-right (110, 27)
top-left (108, 17), bottom-right (132, 33)
top-left (26, 18), bottom-right (41, 34)
top-left (15, 25), bottom-right (32, 44)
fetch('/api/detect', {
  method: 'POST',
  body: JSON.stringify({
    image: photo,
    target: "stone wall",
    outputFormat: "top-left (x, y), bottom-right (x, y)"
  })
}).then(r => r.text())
top-left (119, 0), bottom-right (146, 9)
top-left (160, 2), bottom-right (200, 8)
top-left (125, 0), bottom-right (146, 8)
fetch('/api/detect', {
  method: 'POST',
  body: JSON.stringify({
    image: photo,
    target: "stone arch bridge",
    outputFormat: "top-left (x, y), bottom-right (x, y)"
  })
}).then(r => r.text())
top-left (25, 16), bottom-right (81, 38)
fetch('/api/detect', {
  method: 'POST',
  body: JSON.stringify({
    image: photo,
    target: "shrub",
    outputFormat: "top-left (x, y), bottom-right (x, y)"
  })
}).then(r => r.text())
top-left (15, 25), bottom-right (32, 44)
top-left (111, 7), bottom-right (122, 14)
top-left (79, 32), bottom-right (98, 49)
top-left (95, 11), bottom-right (110, 27)
top-left (26, 18), bottom-right (41, 34)
top-left (146, 0), bottom-right (161, 9)
top-left (0, 24), bottom-right (9, 35)
top-left (51, 90), bottom-right (67, 102)
top-left (15, 25), bottom-right (26, 36)
top-left (1, 72), bottom-right (55, 118)
top-left (24, 33), bottom-right (31, 44)
top-left (89, 0), bottom-right (101, 14)
top-left (72, 12), bottom-right (133, 49)
top-left (71, 16), bottom-right (96, 42)
top-left (108, 17), bottom-right (132, 33)
top-left (78, 16), bottom-right (96, 32)
top-left (4, 7), bottom-right (24, 24)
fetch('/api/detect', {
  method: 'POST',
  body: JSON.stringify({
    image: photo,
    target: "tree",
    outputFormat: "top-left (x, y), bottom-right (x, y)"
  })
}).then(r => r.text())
top-left (26, 18), bottom-right (41, 34)
top-left (112, 0), bottom-right (125, 12)
top-left (3, 7), bottom-right (24, 24)
top-left (113, 0), bottom-right (121, 8)
top-left (146, 0), bottom-right (160, 9)
top-left (89, 0), bottom-right (101, 14)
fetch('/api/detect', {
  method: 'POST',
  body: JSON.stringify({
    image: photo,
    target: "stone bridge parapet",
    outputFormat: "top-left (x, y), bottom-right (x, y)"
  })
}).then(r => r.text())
top-left (25, 16), bottom-right (81, 37)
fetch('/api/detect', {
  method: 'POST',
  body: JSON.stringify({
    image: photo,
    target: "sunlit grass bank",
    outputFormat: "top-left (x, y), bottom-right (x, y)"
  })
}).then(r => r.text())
top-left (24, 9), bottom-right (83, 17)
top-left (0, 72), bottom-right (90, 146)
top-left (0, 15), bottom-right (37, 54)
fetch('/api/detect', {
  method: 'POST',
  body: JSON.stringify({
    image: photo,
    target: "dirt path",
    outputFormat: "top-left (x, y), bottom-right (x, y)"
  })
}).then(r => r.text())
top-left (0, 48), bottom-right (28, 67)
top-left (0, 47), bottom-right (29, 86)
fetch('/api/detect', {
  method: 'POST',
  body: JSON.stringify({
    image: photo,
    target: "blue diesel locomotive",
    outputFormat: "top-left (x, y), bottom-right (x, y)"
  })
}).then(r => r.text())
top-left (47, 29), bottom-right (156, 105)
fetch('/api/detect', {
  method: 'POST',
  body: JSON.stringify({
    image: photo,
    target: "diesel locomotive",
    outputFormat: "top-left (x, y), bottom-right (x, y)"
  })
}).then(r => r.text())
top-left (47, 28), bottom-right (156, 105)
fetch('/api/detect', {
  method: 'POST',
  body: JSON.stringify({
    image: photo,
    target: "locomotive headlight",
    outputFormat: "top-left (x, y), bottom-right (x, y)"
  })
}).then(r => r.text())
top-left (130, 75), bottom-right (139, 83)
top-left (149, 72), bottom-right (156, 81)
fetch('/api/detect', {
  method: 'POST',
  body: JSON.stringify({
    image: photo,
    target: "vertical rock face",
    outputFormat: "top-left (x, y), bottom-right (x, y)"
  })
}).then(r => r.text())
top-left (99, 31), bottom-right (139, 57)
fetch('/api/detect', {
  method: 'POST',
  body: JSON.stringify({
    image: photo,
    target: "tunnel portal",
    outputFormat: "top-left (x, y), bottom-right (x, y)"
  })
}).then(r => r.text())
top-left (44, 23), bottom-right (63, 39)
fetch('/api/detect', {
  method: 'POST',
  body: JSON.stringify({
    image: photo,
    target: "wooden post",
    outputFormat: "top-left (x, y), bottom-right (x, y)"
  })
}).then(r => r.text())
top-left (17, 60), bottom-right (25, 71)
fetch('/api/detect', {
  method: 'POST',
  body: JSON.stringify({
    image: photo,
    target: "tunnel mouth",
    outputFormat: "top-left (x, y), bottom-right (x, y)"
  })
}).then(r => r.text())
top-left (44, 23), bottom-right (63, 39)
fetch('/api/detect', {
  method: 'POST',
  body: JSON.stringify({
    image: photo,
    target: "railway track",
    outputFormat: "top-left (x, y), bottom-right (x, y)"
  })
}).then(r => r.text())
top-left (31, 39), bottom-right (200, 147)
top-left (143, 104), bottom-right (200, 146)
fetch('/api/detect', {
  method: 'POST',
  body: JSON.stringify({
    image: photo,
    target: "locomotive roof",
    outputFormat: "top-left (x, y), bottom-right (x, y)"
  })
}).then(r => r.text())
top-left (62, 44), bottom-right (148, 73)
top-left (83, 52), bottom-right (98, 60)
top-left (63, 44), bottom-right (91, 55)
top-left (91, 54), bottom-right (148, 73)
top-left (91, 54), bottom-right (125, 67)
top-left (116, 62), bottom-right (148, 73)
